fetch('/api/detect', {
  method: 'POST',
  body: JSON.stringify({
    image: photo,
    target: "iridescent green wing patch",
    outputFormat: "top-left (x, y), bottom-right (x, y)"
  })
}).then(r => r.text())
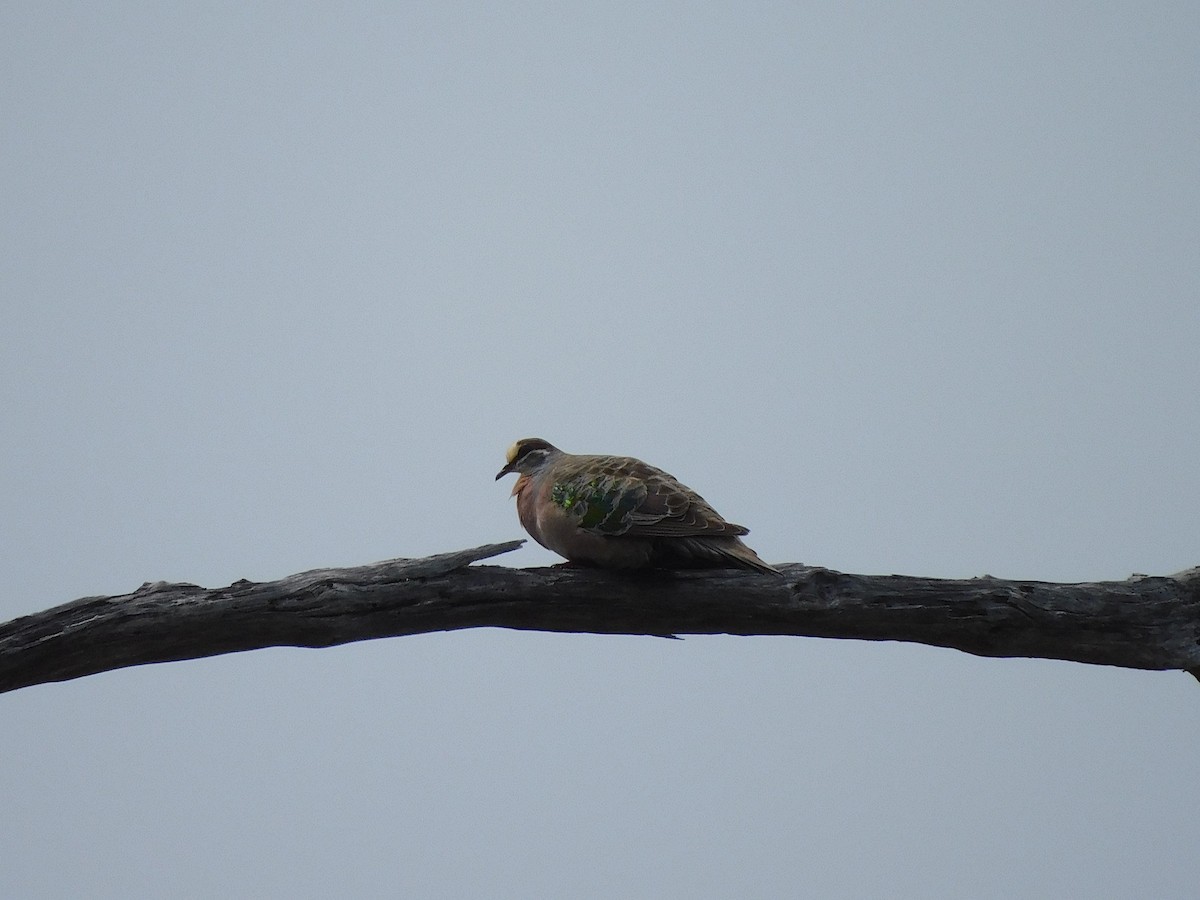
top-left (551, 474), bottom-right (647, 535)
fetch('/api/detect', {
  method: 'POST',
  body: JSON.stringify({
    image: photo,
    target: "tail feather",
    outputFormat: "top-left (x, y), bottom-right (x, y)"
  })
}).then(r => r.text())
top-left (661, 536), bottom-right (782, 575)
top-left (716, 542), bottom-right (782, 575)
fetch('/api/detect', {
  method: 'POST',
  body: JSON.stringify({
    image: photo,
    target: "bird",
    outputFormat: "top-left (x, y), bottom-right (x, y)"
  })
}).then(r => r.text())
top-left (495, 438), bottom-right (779, 574)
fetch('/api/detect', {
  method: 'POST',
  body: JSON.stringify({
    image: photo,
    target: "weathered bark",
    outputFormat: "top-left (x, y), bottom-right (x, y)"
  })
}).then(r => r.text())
top-left (2, 541), bottom-right (1198, 694)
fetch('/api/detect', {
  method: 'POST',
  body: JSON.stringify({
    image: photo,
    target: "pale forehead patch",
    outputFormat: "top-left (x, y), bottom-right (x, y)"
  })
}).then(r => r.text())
top-left (505, 441), bottom-right (522, 464)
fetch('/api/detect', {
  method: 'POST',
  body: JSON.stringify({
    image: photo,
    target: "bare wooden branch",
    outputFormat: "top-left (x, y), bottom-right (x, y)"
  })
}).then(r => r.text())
top-left (2, 542), bottom-right (1199, 693)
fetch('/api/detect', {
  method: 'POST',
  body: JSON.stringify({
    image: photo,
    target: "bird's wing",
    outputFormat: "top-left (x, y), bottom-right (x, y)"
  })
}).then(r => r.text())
top-left (550, 456), bottom-right (749, 539)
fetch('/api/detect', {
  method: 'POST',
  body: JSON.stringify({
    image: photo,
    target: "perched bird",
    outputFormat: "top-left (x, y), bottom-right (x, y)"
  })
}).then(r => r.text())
top-left (495, 438), bottom-right (779, 574)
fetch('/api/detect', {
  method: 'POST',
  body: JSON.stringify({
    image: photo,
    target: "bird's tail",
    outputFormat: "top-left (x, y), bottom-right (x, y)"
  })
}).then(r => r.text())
top-left (720, 542), bottom-right (782, 575)
top-left (670, 537), bottom-right (782, 575)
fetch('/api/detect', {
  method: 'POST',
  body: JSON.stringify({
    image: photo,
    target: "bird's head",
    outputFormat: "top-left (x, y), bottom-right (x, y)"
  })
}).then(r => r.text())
top-left (495, 437), bottom-right (560, 485)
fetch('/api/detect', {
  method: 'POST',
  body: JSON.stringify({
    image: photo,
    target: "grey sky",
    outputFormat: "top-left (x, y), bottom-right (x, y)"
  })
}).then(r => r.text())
top-left (2, 3), bottom-right (1198, 897)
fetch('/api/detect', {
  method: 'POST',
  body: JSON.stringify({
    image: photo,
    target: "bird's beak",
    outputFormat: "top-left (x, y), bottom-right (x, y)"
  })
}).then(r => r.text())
top-left (495, 462), bottom-right (516, 480)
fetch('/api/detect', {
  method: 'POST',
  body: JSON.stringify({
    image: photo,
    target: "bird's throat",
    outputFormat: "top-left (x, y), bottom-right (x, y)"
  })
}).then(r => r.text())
top-left (511, 473), bottom-right (530, 498)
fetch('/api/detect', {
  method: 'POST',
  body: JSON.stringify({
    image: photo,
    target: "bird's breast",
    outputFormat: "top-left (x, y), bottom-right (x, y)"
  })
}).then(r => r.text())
top-left (514, 475), bottom-right (546, 543)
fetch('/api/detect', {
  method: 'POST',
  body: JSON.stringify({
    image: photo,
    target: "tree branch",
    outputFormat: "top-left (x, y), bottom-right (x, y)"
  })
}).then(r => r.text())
top-left (2, 542), bottom-right (1199, 693)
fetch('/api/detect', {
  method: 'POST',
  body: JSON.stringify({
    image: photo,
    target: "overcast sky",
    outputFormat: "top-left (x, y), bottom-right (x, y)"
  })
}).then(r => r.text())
top-left (3, 4), bottom-right (1199, 897)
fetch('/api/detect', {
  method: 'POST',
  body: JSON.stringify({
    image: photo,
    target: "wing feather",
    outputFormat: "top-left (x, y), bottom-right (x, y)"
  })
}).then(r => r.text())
top-left (550, 455), bottom-right (749, 539)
